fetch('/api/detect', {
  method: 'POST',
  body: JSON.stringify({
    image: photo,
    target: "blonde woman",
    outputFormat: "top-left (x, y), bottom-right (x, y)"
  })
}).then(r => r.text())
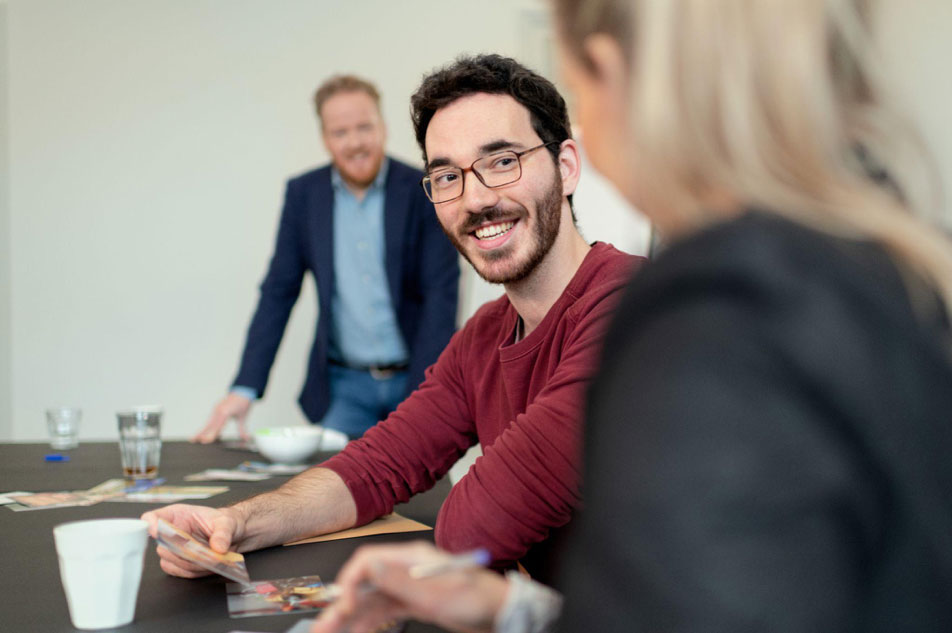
top-left (312, 1), bottom-right (952, 632)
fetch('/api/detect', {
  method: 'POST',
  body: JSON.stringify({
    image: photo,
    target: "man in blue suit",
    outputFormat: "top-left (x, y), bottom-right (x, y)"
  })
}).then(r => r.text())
top-left (194, 75), bottom-right (459, 443)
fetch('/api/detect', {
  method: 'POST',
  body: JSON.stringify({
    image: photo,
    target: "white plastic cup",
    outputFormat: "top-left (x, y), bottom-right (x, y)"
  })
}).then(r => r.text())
top-left (53, 518), bottom-right (149, 630)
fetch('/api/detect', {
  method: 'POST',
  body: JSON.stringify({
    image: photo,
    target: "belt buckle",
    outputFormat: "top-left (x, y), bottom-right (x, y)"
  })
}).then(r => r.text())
top-left (369, 366), bottom-right (395, 380)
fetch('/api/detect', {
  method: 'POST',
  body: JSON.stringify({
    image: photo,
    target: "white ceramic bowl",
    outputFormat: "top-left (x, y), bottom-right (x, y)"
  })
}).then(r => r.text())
top-left (253, 426), bottom-right (324, 464)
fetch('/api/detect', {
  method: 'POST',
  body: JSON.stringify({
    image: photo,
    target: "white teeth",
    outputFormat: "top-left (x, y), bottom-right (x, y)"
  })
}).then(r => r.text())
top-left (474, 221), bottom-right (514, 240)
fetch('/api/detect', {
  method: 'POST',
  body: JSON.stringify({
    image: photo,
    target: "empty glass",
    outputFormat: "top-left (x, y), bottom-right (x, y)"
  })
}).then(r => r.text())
top-left (46, 407), bottom-right (81, 450)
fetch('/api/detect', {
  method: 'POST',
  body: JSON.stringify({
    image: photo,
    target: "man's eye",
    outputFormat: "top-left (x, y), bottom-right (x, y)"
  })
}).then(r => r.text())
top-left (489, 155), bottom-right (518, 170)
top-left (432, 172), bottom-right (459, 188)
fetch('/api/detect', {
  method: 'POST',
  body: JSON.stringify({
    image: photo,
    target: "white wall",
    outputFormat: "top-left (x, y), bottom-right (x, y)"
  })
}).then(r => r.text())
top-left (0, 1), bottom-right (12, 440)
top-left (876, 1), bottom-right (952, 225)
top-left (4, 0), bottom-right (647, 442)
top-left (5, 1), bottom-right (950, 444)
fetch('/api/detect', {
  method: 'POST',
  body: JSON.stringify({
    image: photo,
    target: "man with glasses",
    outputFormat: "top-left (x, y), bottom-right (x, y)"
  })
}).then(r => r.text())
top-left (145, 55), bottom-right (643, 583)
top-left (192, 75), bottom-right (459, 443)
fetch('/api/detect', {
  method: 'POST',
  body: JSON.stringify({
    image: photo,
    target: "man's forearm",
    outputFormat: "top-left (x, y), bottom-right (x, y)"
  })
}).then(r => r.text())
top-left (227, 467), bottom-right (358, 551)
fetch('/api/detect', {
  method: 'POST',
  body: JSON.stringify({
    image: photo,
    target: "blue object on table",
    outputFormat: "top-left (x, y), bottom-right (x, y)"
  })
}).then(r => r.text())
top-left (44, 454), bottom-right (70, 462)
top-left (124, 477), bottom-right (166, 492)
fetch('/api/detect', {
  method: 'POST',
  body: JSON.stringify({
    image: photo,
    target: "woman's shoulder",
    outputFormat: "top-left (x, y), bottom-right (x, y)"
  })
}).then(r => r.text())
top-left (625, 211), bottom-right (917, 326)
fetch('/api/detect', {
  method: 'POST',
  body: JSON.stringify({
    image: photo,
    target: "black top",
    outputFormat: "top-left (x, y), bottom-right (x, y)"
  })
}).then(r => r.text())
top-left (559, 212), bottom-right (952, 632)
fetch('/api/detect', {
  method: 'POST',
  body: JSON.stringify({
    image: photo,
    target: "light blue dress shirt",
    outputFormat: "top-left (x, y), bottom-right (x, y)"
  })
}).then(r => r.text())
top-left (232, 159), bottom-right (410, 400)
top-left (327, 159), bottom-right (409, 367)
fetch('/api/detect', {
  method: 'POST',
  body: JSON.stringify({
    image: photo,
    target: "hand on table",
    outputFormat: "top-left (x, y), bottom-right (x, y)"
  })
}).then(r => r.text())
top-left (193, 392), bottom-right (252, 444)
top-left (140, 504), bottom-right (244, 578)
top-left (311, 541), bottom-right (509, 633)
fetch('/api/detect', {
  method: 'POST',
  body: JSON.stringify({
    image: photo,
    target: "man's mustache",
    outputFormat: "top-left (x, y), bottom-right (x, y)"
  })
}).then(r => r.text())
top-left (459, 207), bottom-right (521, 234)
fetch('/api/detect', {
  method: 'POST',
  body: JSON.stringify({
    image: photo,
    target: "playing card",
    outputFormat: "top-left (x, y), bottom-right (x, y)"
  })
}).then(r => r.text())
top-left (155, 518), bottom-right (250, 585)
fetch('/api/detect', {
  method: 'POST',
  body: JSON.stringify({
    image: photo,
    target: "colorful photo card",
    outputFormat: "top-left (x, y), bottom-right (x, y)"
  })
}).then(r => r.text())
top-left (185, 469), bottom-right (272, 482)
top-left (4, 491), bottom-right (100, 511)
top-left (110, 485), bottom-right (229, 503)
top-left (155, 518), bottom-right (250, 585)
top-left (239, 461), bottom-right (309, 475)
top-left (226, 575), bottom-right (332, 618)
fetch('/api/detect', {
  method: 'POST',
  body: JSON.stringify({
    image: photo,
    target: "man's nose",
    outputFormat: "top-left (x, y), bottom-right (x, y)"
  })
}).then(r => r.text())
top-left (460, 170), bottom-right (499, 210)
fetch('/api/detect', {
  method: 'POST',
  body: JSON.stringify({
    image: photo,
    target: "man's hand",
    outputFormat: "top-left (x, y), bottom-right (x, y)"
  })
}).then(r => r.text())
top-left (193, 392), bottom-right (252, 443)
top-left (140, 504), bottom-right (244, 578)
top-left (311, 541), bottom-right (509, 633)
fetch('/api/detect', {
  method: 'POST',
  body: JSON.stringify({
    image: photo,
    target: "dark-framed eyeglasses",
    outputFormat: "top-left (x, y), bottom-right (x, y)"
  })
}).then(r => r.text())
top-left (421, 141), bottom-right (561, 204)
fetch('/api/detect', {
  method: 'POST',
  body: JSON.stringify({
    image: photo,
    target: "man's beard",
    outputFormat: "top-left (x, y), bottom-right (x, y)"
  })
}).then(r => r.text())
top-left (442, 177), bottom-right (563, 285)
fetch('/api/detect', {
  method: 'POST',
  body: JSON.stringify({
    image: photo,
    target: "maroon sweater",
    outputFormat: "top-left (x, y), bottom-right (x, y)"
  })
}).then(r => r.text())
top-left (322, 243), bottom-right (641, 572)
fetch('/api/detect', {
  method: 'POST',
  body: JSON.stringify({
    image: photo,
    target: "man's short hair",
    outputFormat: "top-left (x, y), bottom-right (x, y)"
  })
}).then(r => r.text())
top-left (411, 54), bottom-right (574, 213)
top-left (313, 75), bottom-right (381, 122)
top-left (410, 54), bottom-right (572, 166)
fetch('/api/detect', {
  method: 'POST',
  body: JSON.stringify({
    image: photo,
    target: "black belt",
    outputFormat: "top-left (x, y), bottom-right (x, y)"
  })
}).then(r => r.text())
top-left (328, 358), bottom-right (409, 379)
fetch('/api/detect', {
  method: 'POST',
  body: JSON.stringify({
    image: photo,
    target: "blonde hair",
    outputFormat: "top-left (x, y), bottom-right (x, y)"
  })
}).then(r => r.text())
top-left (554, 0), bottom-right (952, 313)
top-left (313, 74), bottom-right (381, 121)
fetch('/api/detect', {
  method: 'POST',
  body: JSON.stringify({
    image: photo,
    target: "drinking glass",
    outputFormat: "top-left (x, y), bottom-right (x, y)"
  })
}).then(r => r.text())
top-left (117, 407), bottom-right (162, 480)
top-left (46, 406), bottom-right (81, 450)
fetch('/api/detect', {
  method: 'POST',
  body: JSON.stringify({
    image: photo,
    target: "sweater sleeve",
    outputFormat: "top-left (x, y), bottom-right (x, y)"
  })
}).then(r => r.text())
top-left (432, 290), bottom-right (621, 568)
top-left (319, 325), bottom-right (479, 525)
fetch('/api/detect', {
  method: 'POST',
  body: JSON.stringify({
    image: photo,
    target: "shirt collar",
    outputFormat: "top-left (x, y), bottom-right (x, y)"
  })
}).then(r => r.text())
top-left (331, 157), bottom-right (390, 194)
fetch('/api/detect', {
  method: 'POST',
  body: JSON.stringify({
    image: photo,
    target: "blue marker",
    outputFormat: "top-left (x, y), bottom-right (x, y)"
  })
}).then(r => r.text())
top-left (44, 454), bottom-right (70, 462)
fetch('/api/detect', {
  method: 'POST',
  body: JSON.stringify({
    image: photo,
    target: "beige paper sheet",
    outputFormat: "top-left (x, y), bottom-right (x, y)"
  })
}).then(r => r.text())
top-left (284, 512), bottom-right (432, 546)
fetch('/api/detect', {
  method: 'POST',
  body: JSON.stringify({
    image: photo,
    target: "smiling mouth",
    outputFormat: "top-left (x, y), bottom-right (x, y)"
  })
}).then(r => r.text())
top-left (473, 221), bottom-right (515, 240)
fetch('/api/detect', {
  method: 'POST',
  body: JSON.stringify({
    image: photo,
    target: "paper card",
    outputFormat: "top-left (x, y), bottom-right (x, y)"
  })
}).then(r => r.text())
top-left (185, 469), bottom-right (272, 482)
top-left (84, 479), bottom-right (133, 497)
top-left (155, 518), bottom-right (250, 585)
top-left (284, 513), bottom-right (431, 546)
top-left (84, 478), bottom-right (166, 500)
top-left (5, 491), bottom-right (100, 511)
top-left (0, 491), bottom-right (31, 505)
top-left (107, 485), bottom-right (229, 503)
top-left (226, 575), bottom-right (331, 618)
top-left (239, 461), bottom-right (309, 475)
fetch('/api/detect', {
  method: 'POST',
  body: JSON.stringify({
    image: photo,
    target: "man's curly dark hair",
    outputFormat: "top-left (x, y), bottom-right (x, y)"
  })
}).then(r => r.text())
top-left (410, 54), bottom-right (574, 210)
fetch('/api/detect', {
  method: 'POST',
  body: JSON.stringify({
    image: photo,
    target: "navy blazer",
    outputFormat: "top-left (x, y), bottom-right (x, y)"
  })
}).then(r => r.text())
top-left (231, 158), bottom-right (460, 423)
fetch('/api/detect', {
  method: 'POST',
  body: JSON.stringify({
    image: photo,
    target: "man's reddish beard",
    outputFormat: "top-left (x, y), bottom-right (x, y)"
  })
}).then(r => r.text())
top-left (335, 147), bottom-right (385, 190)
top-left (440, 174), bottom-right (564, 285)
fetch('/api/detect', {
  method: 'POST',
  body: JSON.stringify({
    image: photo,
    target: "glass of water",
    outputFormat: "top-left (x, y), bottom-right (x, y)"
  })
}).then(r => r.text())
top-left (117, 407), bottom-right (162, 480)
top-left (46, 406), bottom-right (81, 450)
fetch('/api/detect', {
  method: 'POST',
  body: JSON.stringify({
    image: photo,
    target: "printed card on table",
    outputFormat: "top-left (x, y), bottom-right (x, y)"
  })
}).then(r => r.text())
top-left (226, 575), bottom-right (331, 618)
top-left (108, 485), bottom-right (229, 503)
top-left (4, 491), bottom-right (99, 511)
top-left (185, 469), bottom-right (272, 482)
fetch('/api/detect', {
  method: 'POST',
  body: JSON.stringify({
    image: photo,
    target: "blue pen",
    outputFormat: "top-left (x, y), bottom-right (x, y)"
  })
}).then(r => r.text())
top-left (44, 454), bottom-right (70, 462)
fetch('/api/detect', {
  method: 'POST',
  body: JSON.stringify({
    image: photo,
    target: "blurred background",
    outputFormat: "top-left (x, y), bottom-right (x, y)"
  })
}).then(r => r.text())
top-left (0, 0), bottom-right (949, 442)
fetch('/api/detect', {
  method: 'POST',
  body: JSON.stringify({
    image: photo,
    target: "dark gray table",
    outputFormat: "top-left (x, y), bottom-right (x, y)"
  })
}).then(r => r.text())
top-left (0, 441), bottom-right (451, 632)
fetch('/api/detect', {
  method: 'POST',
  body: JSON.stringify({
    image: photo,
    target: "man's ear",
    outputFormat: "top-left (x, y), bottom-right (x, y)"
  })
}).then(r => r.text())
top-left (556, 138), bottom-right (583, 197)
